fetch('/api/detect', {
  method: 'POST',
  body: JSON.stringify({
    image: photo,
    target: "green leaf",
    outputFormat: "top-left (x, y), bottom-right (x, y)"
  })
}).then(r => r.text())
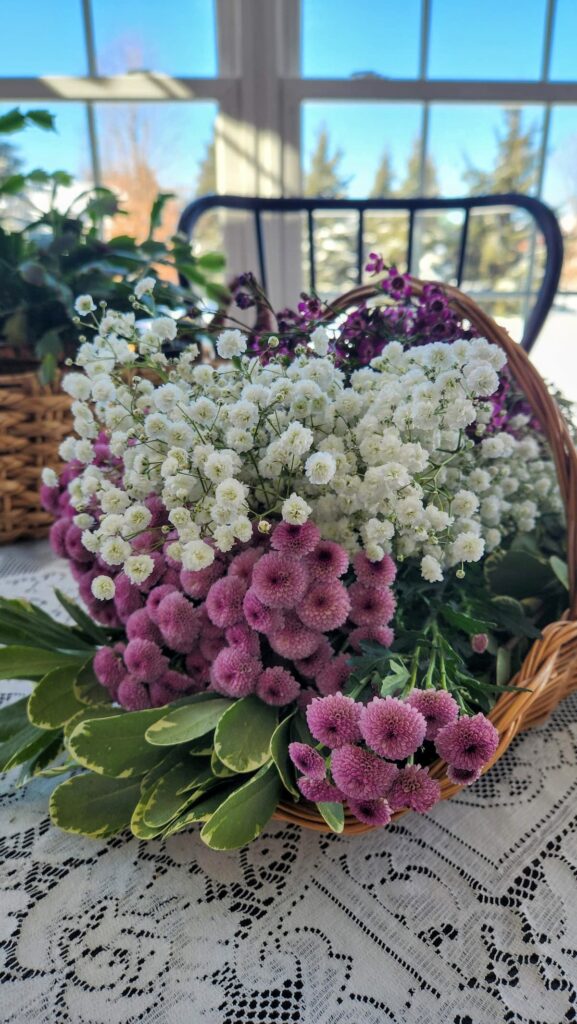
top-left (485, 548), bottom-right (556, 601)
top-left (145, 696), bottom-right (233, 747)
top-left (316, 801), bottom-right (345, 834)
top-left (63, 705), bottom-right (123, 740)
top-left (0, 646), bottom-right (84, 680)
top-left (0, 696), bottom-right (29, 740)
top-left (162, 784), bottom-right (239, 836)
top-left (54, 590), bottom-right (110, 644)
top-left (0, 108), bottom-right (26, 134)
top-left (550, 556), bottom-right (569, 591)
top-left (50, 773), bottom-right (141, 838)
top-left (26, 109), bottom-right (56, 131)
top-left (16, 734), bottom-right (64, 787)
top-left (39, 353), bottom-right (57, 386)
top-left (0, 715), bottom-right (61, 772)
top-left (27, 664), bottom-right (85, 729)
top-left (142, 761), bottom-right (205, 828)
top-left (149, 192), bottom-right (175, 238)
top-left (0, 174), bottom-right (26, 196)
top-left (200, 762), bottom-right (281, 850)
top-left (175, 761), bottom-right (216, 795)
top-left (197, 251), bottom-right (226, 271)
top-left (270, 713), bottom-right (299, 797)
top-left (379, 660), bottom-right (411, 697)
top-left (68, 708), bottom-right (169, 777)
top-left (496, 647), bottom-right (512, 686)
top-left (291, 712), bottom-right (315, 746)
top-left (73, 660), bottom-right (111, 706)
top-left (211, 747), bottom-right (236, 778)
top-left (490, 595), bottom-right (542, 639)
top-left (214, 696), bottom-right (278, 773)
top-left (440, 606), bottom-right (495, 635)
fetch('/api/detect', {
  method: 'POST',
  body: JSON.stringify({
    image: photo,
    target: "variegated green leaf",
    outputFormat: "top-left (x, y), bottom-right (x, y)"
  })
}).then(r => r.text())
top-left (200, 762), bottom-right (281, 850)
top-left (214, 696), bottom-right (278, 773)
top-left (28, 665), bottom-right (85, 729)
top-left (68, 708), bottom-right (169, 777)
top-left (50, 772), bottom-right (141, 838)
top-left (145, 697), bottom-right (233, 746)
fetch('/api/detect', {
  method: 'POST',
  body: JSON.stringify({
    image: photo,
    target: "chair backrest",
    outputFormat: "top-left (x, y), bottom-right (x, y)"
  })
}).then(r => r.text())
top-left (178, 193), bottom-right (563, 352)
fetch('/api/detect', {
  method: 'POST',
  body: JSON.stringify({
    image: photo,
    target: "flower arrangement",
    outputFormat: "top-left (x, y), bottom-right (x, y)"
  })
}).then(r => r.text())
top-left (0, 265), bottom-right (571, 850)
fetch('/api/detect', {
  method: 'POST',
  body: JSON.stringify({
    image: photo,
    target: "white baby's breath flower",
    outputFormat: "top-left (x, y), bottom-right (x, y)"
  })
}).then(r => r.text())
top-left (73, 513), bottom-right (94, 529)
top-left (310, 326), bottom-right (329, 357)
top-left (151, 316), bottom-right (177, 341)
top-left (281, 492), bottom-right (311, 525)
top-left (212, 525), bottom-right (235, 551)
top-left (81, 530), bottom-right (100, 553)
top-left (122, 504), bottom-right (152, 531)
top-left (100, 536), bottom-right (132, 566)
top-left (62, 373), bottom-right (92, 401)
top-left (420, 554), bottom-right (444, 583)
top-left (91, 575), bottom-right (116, 601)
top-left (134, 276), bottom-right (155, 299)
top-left (216, 329), bottom-right (247, 360)
top-left (74, 294), bottom-right (96, 315)
top-left (124, 554), bottom-right (155, 584)
top-left (41, 467), bottom-right (58, 488)
top-left (451, 532), bottom-right (485, 563)
top-left (305, 451), bottom-right (336, 485)
top-left (181, 540), bottom-right (215, 571)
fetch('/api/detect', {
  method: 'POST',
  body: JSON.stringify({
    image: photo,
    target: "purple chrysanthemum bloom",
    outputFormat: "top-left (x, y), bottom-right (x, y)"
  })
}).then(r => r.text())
top-left (298, 579), bottom-right (351, 632)
top-left (93, 643), bottom-right (126, 693)
top-left (405, 689), bottom-right (459, 741)
top-left (447, 764), bottom-right (482, 786)
top-left (360, 696), bottom-right (426, 760)
top-left (268, 613), bottom-right (322, 660)
top-left (348, 797), bottom-right (392, 827)
top-left (159, 668), bottom-right (201, 693)
top-left (126, 608), bottom-right (163, 646)
top-left (199, 630), bottom-right (226, 663)
top-left (294, 637), bottom-right (333, 678)
top-left (435, 713), bottom-right (499, 771)
top-left (348, 624), bottom-right (394, 652)
top-left (205, 576), bottom-right (246, 628)
top-left (64, 524), bottom-right (93, 564)
top-left (471, 633), bottom-right (489, 654)
top-left (242, 588), bottom-right (285, 634)
top-left (210, 646), bottom-right (261, 698)
top-left (228, 548), bottom-right (262, 586)
top-left (157, 592), bottom-right (200, 654)
top-left (330, 744), bottom-right (398, 800)
top-left (306, 540), bottom-right (350, 581)
top-left (113, 572), bottom-right (143, 622)
top-left (387, 765), bottom-right (441, 813)
top-left (123, 638), bottom-right (168, 683)
top-left (49, 518), bottom-right (70, 559)
top-left (180, 559), bottom-right (224, 599)
top-left (184, 650), bottom-right (211, 687)
top-left (288, 742), bottom-right (326, 780)
top-left (297, 777), bottom-right (344, 803)
top-left (256, 666), bottom-right (300, 706)
top-left (348, 582), bottom-right (396, 627)
top-left (146, 584), bottom-right (178, 623)
top-left (117, 675), bottom-right (152, 711)
top-left (306, 693), bottom-right (362, 749)
top-left (251, 552), bottom-right (309, 609)
top-left (149, 680), bottom-right (178, 707)
top-left (353, 551), bottom-right (396, 588)
top-left (225, 622), bottom-right (261, 657)
top-left (271, 520), bottom-right (320, 556)
top-left (317, 654), bottom-right (352, 696)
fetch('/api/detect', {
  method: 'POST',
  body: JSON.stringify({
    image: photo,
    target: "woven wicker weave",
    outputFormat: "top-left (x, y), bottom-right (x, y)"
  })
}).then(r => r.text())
top-left (273, 279), bottom-right (577, 834)
top-left (0, 366), bottom-right (72, 544)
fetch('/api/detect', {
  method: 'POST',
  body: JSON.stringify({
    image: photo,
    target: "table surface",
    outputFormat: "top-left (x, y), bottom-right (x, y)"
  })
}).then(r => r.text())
top-left (1, 543), bottom-right (577, 1024)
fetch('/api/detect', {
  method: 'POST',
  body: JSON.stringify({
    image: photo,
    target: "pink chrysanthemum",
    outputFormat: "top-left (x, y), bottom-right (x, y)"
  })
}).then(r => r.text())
top-left (348, 582), bottom-right (396, 627)
top-left (117, 675), bottom-right (152, 711)
top-left (123, 638), bottom-right (168, 683)
top-left (405, 689), bottom-right (459, 741)
top-left (268, 613), bottom-right (322, 660)
top-left (146, 584), bottom-right (178, 623)
top-left (161, 566), bottom-right (182, 589)
top-left (159, 668), bottom-right (201, 693)
top-left (348, 797), bottom-right (392, 827)
top-left (184, 650), bottom-right (211, 686)
top-left (447, 764), bottom-right (482, 786)
top-left (225, 622), bottom-right (261, 657)
top-left (353, 551), bottom-right (397, 588)
top-left (256, 667), bottom-right (301, 706)
top-left (64, 524), bottom-right (93, 564)
top-left (228, 548), bottom-right (262, 586)
top-left (271, 520), bottom-right (320, 556)
top-left (387, 765), bottom-right (441, 813)
top-left (180, 559), bottom-right (224, 598)
top-left (157, 592), bottom-right (200, 654)
top-left (93, 643), bottom-right (126, 693)
top-left (294, 638), bottom-right (333, 679)
top-left (297, 690), bottom-right (316, 712)
top-left (360, 696), bottom-right (426, 760)
top-left (288, 742), bottom-right (326, 780)
top-left (126, 608), bottom-right (163, 646)
top-left (316, 655), bottom-right (352, 696)
top-left (297, 777), bottom-right (344, 803)
top-left (49, 518), bottom-right (70, 559)
top-left (251, 552), bottom-right (309, 609)
top-left (149, 680), bottom-right (177, 707)
top-left (330, 744), bottom-right (398, 800)
top-left (348, 624), bottom-right (395, 652)
top-left (306, 540), bottom-right (350, 581)
top-left (113, 572), bottom-right (143, 622)
top-left (298, 580), bottom-right (351, 632)
top-left (306, 693), bottom-right (362, 749)
top-left (210, 647), bottom-right (261, 698)
top-left (135, 550), bottom-right (165, 593)
top-left (199, 630), bottom-right (226, 663)
top-left (205, 576), bottom-right (246, 628)
top-left (471, 633), bottom-right (489, 654)
top-left (242, 589), bottom-right (285, 634)
top-left (435, 713), bottom-right (499, 771)
top-left (89, 599), bottom-right (122, 629)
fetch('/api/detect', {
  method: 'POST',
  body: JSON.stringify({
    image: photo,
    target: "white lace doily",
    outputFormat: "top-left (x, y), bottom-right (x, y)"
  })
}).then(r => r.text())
top-left (1, 548), bottom-right (577, 1024)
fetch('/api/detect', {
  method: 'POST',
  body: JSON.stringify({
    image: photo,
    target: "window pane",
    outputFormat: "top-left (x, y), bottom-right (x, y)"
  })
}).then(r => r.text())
top-left (302, 0), bottom-right (421, 78)
top-left (550, 0), bottom-right (577, 81)
top-left (428, 0), bottom-right (547, 80)
top-left (96, 101), bottom-right (217, 242)
top-left (92, 0), bottom-right (217, 76)
top-left (0, 0), bottom-right (87, 75)
top-left (542, 106), bottom-right (577, 294)
top-left (532, 298), bottom-right (577, 407)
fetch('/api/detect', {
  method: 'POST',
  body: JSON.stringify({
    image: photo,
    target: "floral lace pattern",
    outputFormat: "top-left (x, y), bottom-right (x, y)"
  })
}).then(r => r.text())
top-left (1, 555), bottom-right (577, 1024)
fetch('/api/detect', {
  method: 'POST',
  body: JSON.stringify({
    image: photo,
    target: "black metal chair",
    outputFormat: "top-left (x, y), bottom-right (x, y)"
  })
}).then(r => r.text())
top-left (177, 193), bottom-right (563, 352)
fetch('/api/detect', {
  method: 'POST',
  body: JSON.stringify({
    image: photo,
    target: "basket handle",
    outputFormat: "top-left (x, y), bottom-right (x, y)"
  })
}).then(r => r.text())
top-left (329, 280), bottom-right (577, 618)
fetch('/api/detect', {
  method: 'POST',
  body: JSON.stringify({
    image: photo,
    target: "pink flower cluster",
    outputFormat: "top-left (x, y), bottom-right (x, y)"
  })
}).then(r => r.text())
top-left (43, 469), bottom-right (397, 712)
top-left (289, 689), bottom-right (500, 827)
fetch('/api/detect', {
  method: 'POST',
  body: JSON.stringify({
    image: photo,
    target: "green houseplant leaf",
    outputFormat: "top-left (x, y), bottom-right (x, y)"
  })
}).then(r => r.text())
top-left (67, 708), bottom-right (169, 778)
top-left (50, 772), bottom-right (141, 838)
top-left (27, 664), bottom-right (86, 729)
top-left (145, 696), bottom-right (233, 746)
top-left (200, 761), bottom-right (281, 850)
top-left (214, 696), bottom-right (278, 773)
top-left (317, 801), bottom-right (345, 834)
top-left (270, 713), bottom-right (299, 797)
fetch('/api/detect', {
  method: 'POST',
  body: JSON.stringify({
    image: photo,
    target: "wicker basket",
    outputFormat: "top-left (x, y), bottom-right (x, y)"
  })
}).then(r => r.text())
top-left (273, 278), bottom-right (577, 834)
top-left (0, 365), bottom-right (72, 544)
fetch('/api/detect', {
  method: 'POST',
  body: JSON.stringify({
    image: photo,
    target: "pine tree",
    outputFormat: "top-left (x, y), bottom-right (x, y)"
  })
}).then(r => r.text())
top-left (303, 126), bottom-right (355, 294)
top-left (195, 139), bottom-right (216, 196)
top-left (397, 136), bottom-right (439, 198)
top-left (370, 150), bottom-right (395, 198)
top-left (193, 136), bottom-right (221, 256)
top-left (304, 126), bottom-right (350, 199)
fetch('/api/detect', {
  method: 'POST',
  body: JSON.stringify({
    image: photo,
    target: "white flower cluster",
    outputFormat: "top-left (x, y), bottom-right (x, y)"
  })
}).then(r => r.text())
top-left (56, 297), bottom-right (561, 583)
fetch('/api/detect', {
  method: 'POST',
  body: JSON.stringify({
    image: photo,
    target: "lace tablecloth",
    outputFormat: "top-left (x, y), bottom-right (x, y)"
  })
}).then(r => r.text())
top-left (1, 546), bottom-right (577, 1024)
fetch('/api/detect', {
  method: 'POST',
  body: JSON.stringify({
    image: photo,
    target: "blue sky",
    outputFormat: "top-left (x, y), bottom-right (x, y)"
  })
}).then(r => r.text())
top-left (0, 0), bottom-right (576, 206)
